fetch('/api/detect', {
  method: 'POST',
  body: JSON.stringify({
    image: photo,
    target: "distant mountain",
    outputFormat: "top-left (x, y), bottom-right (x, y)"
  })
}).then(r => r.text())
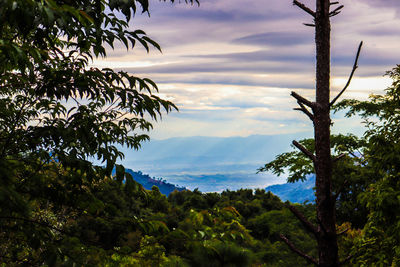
top-left (163, 172), bottom-right (283, 193)
top-left (120, 134), bottom-right (310, 175)
top-left (117, 133), bottom-right (311, 191)
top-left (125, 169), bottom-right (186, 196)
top-left (265, 175), bottom-right (315, 203)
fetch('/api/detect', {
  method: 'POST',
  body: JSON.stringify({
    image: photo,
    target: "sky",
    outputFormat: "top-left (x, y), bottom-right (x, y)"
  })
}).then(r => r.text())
top-left (92, 0), bottom-right (399, 140)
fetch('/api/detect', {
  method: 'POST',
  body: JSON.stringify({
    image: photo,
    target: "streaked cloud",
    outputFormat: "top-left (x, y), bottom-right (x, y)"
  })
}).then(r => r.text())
top-left (91, 0), bottom-right (399, 139)
top-left (233, 31), bottom-right (313, 47)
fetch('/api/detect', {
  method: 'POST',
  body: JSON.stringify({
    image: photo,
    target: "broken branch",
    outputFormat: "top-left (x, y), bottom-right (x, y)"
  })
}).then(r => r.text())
top-left (331, 4), bottom-right (344, 13)
top-left (287, 204), bottom-right (319, 237)
top-left (329, 5), bottom-right (344, 16)
top-left (294, 101), bottom-right (314, 121)
top-left (293, 0), bottom-right (316, 17)
top-left (292, 140), bottom-right (316, 162)
top-left (280, 234), bottom-right (319, 265)
top-left (291, 91), bottom-right (314, 108)
top-left (330, 41), bottom-right (363, 107)
top-left (329, 11), bottom-right (341, 17)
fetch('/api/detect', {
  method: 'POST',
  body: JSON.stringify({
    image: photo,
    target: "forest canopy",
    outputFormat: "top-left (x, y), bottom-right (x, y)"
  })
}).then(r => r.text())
top-left (1, 0), bottom-right (400, 266)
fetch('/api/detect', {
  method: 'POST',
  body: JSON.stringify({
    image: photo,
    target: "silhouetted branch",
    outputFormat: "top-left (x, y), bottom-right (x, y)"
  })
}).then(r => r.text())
top-left (287, 204), bottom-right (318, 236)
top-left (329, 5), bottom-right (344, 17)
top-left (303, 23), bottom-right (315, 27)
top-left (293, 0), bottom-right (316, 17)
top-left (292, 140), bottom-right (316, 162)
top-left (279, 234), bottom-right (319, 265)
top-left (330, 1), bottom-right (339, 5)
top-left (330, 41), bottom-right (363, 106)
top-left (291, 91), bottom-right (314, 108)
top-left (330, 4), bottom-right (344, 14)
top-left (329, 11), bottom-right (341, 17)
top-left (348, 151), bottom-right (357, 158)
top-left (294, 101), bottom-right (314, 121)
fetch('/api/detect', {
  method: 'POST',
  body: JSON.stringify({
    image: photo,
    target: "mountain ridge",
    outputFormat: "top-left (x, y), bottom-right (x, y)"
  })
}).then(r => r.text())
top-left (265, 175), bottom-right (315, 203)
top-left (125, 169), bottom-right (186, 196)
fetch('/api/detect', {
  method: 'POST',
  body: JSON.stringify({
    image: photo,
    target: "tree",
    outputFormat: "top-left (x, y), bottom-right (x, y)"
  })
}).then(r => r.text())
top-left (263, 65), bottom-right (400, 265)
top-left (259, 1), bottom-right (362, 265)
top-left (0, 0), bottom-right (197, 264)
top-left (261, 134), bottom-right (370, 229)
top-left (334, 66), bottom-right (400, 265)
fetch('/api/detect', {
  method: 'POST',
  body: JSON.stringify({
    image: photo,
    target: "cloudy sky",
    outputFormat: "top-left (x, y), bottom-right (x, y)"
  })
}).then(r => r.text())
top-left (93, 0), bottom-right (398, 140)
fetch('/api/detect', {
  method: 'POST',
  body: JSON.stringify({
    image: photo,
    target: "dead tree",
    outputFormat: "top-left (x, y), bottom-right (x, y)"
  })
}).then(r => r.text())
top-left (279, 1), bottom-right (362, 266)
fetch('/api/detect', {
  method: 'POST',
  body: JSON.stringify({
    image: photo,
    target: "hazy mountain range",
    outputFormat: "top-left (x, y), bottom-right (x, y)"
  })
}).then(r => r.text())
top-left (118, 133), bottom-right (311, 192)
top-left (124, 167), bottom-right (315, 203)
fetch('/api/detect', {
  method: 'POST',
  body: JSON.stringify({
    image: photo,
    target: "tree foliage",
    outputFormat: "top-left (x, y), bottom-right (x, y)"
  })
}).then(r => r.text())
top-left (0, 0), bottom-right (197, 264)
top-left (334, 66), bottom-right (400, 265)
top-left (0, 0), bottom-right (185, 177)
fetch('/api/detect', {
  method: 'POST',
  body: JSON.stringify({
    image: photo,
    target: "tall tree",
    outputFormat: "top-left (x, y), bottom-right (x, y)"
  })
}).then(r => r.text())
top-left (260, 1), bottom-right (362, 265)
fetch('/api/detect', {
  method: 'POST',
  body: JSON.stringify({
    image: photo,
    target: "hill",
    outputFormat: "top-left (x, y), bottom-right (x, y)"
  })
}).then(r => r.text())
top-left (265, 175), bottom-right (315, 203)
top-left (125, 169), bottom-right (186, 196)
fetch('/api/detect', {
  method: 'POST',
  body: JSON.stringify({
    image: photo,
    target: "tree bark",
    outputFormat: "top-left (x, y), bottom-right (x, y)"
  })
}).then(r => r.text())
top-left (314, 0), bottom-right (338, 266)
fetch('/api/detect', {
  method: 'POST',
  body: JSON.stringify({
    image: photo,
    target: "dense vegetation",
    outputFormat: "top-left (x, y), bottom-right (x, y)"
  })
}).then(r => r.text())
top-left (1, 0), bottom-right (400, 265)
top-left (0, 168), bottom-right (321, 266)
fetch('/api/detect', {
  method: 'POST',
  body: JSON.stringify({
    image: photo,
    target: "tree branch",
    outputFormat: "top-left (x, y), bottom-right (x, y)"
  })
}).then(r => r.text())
top-left (333, 180), bottom-right (348, 201)
top-left (330, 41), bottom-right (363, 106)
top-left (291, 91), bottom-right (314, 108)
top-left (333, 153), bottom-right (346, 162)
top-left (279, 234), bottom-right (319, 265)
top-left (292, 140), bottom-right (316, 162)
top-left (330, 4), bottom-right (344, 15)
top-left (337, 228), bottom-right (349, 236)
top-left (293, 0), bottom-right (316, 17)
top-left (287, 204), bottom-right (319, 237)
top-left (294, 101), bottom-right (314, 121)
top-left (339, 254), bottom-right (353, 266)
top-left (329, 5), bottom-right (344, 17)
top-left (303, 23), bottom-right (315, 27)
top-left (329, 11), bottom-right (341, 17)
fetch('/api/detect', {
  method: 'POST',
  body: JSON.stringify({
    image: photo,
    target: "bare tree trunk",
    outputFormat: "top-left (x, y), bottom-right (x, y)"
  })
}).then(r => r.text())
top-left (280, 0), bottom-right (363, 265)
top-left (278, 0), bottom-right (361, 264)
top-left (314, 0), bottom-right (338, 266)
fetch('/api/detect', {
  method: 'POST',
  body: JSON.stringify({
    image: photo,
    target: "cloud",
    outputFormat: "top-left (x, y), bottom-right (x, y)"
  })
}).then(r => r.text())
top-left (232, 32), bottom-right (313, 47)
top-left (92, 0), bottom-right (399, 139)
top-left (362, 0), bottom-right (400, 10)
